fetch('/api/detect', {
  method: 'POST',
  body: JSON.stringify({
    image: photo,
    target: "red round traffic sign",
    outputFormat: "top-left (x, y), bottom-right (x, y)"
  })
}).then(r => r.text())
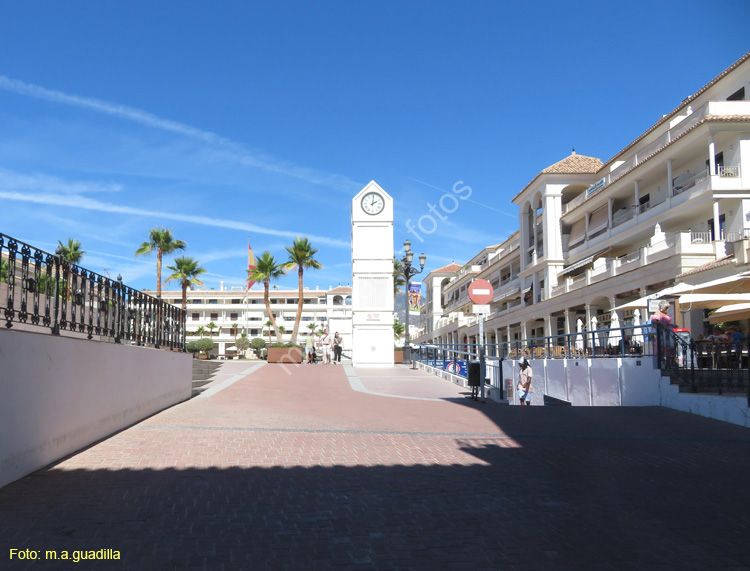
top-left (468, 279), bottom-right (493, 304)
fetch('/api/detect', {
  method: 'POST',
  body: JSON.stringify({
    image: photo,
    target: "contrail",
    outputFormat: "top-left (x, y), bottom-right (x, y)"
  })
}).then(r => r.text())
top-left (0, 75), bottom-right (361, 193)
top-left (0, 190), bottom-right (350, 248)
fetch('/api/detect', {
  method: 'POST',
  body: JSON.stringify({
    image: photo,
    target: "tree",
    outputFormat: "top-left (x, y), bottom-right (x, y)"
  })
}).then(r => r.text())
top-left (57, 238), bottom-right (85, 265)
top-left (248, 251), bottom-right (287, 344)
top-left (394, 319), bottom-right (406, 342)
top-left (186, 337), bottom-right (213, 357)
top-left (135, 227), bottom-right (186, 299)
top-left (285, 237), bottom-right (321, 344)
top-left (58, 238), bottom-right (85, 300)
top-left (230, 323), bottom-right (238, 340)
top-left (235, 333), bottom-right (251, 358)
top-left (206, 321), bottom-right (217, 337)
top-left (163, 256), bottom-right (206, 310)
top-left (196, 326), bottom-right (206, 338)
top-left (0, 258), bottom-right (7, 283)
top-left (251, 337), bottom-right (266, 358)
top-left (393, 257), bottom-right (406, 302)
top-left (307, 322), bottom-right (318, 343)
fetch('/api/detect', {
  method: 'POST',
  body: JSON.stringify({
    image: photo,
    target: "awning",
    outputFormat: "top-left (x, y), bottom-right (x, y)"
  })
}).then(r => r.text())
top-left (558, 255), bottom-right (595, 277)
top-left (678, 293), bottom-right (750, 311)
top-left (568, 218), bottom-right (586, 247)
top-left (587, 206), bottom-right (608, 235)
top-left (709, 302), bottom-right (750, 323)
top-left (493, 287), bottom-right (520, 302)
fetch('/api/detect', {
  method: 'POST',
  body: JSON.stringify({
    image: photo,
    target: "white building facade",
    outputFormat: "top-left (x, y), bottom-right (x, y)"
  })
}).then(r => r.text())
top-left (416, 51), bottom-right (750, 352)
top-left (155, 284), bottom-right (352, 357)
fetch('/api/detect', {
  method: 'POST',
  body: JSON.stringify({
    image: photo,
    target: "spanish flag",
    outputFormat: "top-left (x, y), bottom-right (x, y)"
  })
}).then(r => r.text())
top-left (247, 241), bottom-right (257, 290)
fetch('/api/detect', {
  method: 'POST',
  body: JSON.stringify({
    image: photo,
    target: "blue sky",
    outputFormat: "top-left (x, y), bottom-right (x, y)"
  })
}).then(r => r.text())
top-left (0, 1), bottom-right (748, 293)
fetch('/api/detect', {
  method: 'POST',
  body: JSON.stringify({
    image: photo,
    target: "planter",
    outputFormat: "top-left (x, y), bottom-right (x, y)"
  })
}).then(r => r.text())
top-left (394, 350), bottom-right (404, 364)
top-left (267, 346), bottom-right (304, 364)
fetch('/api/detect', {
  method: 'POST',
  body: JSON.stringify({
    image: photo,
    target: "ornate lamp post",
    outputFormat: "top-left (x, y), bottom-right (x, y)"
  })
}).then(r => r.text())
top-left (401, 240), bottom-right (426, 364)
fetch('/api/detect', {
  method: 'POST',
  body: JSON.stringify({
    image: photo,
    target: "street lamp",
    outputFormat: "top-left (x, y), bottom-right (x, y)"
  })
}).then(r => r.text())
top-left (401, 240), bottom-right (426, 364)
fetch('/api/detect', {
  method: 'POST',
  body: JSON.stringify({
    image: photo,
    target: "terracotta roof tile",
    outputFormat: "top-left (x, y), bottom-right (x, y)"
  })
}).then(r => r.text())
top-left (432, 263), bottom-right (462, 274)
top-left (541, 152), bottom-right (604, 174)
top-left (328, 286), bottom-right (352, 293)
top-left (676, 255), bottom-right (735, 278)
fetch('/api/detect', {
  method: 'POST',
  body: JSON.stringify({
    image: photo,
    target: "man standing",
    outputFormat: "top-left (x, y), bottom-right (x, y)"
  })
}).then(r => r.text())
top-left (305, 335), bottom-right (314, 364)
top-left (517, 357), bottom-right (533, 406)
top-left (333, 332), bottom-right (342, 363)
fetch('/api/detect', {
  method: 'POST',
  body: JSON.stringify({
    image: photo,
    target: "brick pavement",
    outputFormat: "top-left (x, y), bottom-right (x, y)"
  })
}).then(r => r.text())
top-left (2, 362), bottom-right (750, 570)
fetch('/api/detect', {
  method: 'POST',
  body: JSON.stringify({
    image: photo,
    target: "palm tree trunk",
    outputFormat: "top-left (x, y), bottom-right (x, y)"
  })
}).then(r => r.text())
top-left (291, 267), bottom-right (303, 344)
top-left (181, 282), bottom-right (188, 310)
top-left (264, 280), bottom-right (283, 343)
top-left (156, 249), bottom-right (163, 299)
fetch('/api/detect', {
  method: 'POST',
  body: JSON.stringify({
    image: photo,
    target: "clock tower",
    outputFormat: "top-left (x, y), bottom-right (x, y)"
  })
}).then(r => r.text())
top-left (351, 181), bottom-right (394, 367)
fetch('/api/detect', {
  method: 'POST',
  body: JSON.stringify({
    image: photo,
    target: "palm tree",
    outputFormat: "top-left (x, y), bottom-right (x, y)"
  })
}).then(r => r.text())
top-left (394, 319), bottom-right (406, 341)
top-left (278, 325), bottom-right (287, 342)
top-left (163, 256), bottom-right (206, 310)
top-left (206, 321), bottom-right (217, 337)
top-left (307, 322), bottom-right (317, 343)
top-left (248, 251), bottom-right (287, 344)
top-left (285, 237), bottom-right (321, 344)
top-left (196, 326), bottom-right (206, 338)
top-left (58, 238), bottom-right (85, 299)
top-left (135, 227), bottom-right (186, 299)
top-left (393, 256), bottom-right (406, 302)
top-left (58, 238), bottom-right (85, 265)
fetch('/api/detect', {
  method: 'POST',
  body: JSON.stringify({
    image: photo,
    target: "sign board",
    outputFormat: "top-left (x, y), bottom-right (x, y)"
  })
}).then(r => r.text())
top-left (472, 304), bottom-right (490, 314)
top-left (468, 279), bottom-right (493, 305)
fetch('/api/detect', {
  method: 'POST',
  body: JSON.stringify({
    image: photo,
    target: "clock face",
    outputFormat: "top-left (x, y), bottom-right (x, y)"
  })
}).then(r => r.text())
top-left (361, 192), bottom-right (385, 215)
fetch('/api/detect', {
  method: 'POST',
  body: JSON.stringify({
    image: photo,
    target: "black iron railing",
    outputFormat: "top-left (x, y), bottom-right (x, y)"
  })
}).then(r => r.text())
top-left (654, 322), bottom-right (749, 399)
top-left (1, 233), bottom-right (186, 350)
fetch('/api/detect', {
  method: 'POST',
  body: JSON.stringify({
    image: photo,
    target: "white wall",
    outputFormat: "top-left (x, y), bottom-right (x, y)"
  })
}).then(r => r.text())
top-left (0, 328), bottom-right (192, 489)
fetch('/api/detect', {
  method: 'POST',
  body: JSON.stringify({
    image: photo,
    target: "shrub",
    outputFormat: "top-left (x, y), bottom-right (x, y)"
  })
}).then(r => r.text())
top-left (186, 337), bottom-right (214, 357)
top-left (251, 337), bottom-right (266, 358)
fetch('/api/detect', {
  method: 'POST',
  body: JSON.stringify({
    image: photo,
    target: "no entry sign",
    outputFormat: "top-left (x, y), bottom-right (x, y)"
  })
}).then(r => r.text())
top-left (468, 279), bottom-right (493, 305)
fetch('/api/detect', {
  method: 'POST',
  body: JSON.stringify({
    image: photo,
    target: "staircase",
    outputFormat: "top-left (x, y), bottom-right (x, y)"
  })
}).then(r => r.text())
top-left (191, 360), bottom-right (223, 396)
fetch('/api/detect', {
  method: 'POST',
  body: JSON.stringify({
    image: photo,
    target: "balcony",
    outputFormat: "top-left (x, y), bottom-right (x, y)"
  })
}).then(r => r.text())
top-left (562, 100), bottom-right (750, 217)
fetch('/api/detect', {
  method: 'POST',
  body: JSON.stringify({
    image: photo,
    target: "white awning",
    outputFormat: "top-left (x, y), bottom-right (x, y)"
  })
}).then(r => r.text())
top-left (678, 293), bottom-right (750, 310)
top-left (568, 218), bottom-right (586, 247)
top-left (494, 287), bottom-right (520, 302)
top-left (587, 206), bottom-right (608, 235)
top-left (709, 302), bottom-right (750, 323)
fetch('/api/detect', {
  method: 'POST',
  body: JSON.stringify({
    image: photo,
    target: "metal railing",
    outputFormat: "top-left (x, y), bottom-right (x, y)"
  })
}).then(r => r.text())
top-left (1, 233), bottom-right (186, 350)
top-left (416, 323), bottom-right (750, 404)
top-left (654, 323), bottom-right (749, 400)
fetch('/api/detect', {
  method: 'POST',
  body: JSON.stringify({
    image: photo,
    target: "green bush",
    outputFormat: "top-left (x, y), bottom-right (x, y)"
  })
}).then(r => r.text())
top-left (186, 337), bottom-right (214, 356)
top-left (251, 337), bottom-right (266, 358)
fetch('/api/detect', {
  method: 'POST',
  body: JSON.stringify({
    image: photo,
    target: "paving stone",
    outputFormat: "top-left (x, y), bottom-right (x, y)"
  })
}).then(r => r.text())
top-left (1, 364), bottom-right (750, 569)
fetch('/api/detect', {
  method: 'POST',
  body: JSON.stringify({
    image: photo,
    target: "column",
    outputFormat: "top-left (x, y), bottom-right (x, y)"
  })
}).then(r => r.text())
top-left (708, 135), bottom-right (716, 175)
top-left (607, 198), bottom-right (614, 229)
top-left (713, 200), bottom-right (722, 241)
top-left (634, 180), bottom-right (640, 215)
top-left (667, 159), bottom-right (673, 197)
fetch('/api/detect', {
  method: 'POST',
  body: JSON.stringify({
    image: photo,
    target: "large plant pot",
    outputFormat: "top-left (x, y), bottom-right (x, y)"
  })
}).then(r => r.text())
top-left (267, 346), bottom-right (304, 364)
top-left (394, 350), bottom-right (404, 364)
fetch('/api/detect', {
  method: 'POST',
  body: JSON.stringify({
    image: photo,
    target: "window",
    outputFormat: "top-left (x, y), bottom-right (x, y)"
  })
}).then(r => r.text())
top-left (727, 87), bottom-right (745, 101)
top-left (191, 313), bottom-right (199, 321)
top-left (230, 313), bottom-right (238, 321)
top-left (210, 313), bottom-right (218, 320)
top-left (231, 299), bottom-right (241, 304)
top-left (208, 299), bottom-right (218, 304)
top-left (250, 329), bottom-right (259, 336)
top-left (191, 299), bottom-right (202, 304)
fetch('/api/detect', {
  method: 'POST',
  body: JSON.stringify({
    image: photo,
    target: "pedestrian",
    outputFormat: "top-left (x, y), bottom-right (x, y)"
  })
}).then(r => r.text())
top-left (333, 332), bottom-right (342, 363)
top-left (517, 357), bottom-right (533, 406)
top-left (305, 334), bottom-right (314, 364)
top-left (320, 329), bottom-right (332, 364)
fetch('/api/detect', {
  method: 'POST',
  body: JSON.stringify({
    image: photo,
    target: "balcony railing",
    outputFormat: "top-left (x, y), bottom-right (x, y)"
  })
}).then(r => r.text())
top-left (1, 233), bottom-right (185, 350)
top-left (718, 165), bottom-right (741, 178)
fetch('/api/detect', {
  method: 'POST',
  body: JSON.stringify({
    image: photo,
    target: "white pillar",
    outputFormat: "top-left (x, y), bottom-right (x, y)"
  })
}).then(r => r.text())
top-left (708, 135), bottom-right (717, 175)
top-left (667, 159), bottom-right (673, 196)
top-left (713, 200), bottom-right (722, 241)
top-left (634, 180), bottom-right (640, 214)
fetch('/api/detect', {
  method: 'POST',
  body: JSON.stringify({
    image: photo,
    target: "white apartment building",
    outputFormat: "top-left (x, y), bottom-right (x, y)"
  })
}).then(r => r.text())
top-left (154, 283), bottom-right (352, 357)
top-left (416, 50), bottom-right (750, 351)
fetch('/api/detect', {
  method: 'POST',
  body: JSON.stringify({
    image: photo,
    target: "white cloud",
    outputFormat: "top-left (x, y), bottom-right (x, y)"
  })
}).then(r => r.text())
top-left (0, 75), bottom-right (361, 193)
top-left (0, 189), bottom-right (350, 248)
